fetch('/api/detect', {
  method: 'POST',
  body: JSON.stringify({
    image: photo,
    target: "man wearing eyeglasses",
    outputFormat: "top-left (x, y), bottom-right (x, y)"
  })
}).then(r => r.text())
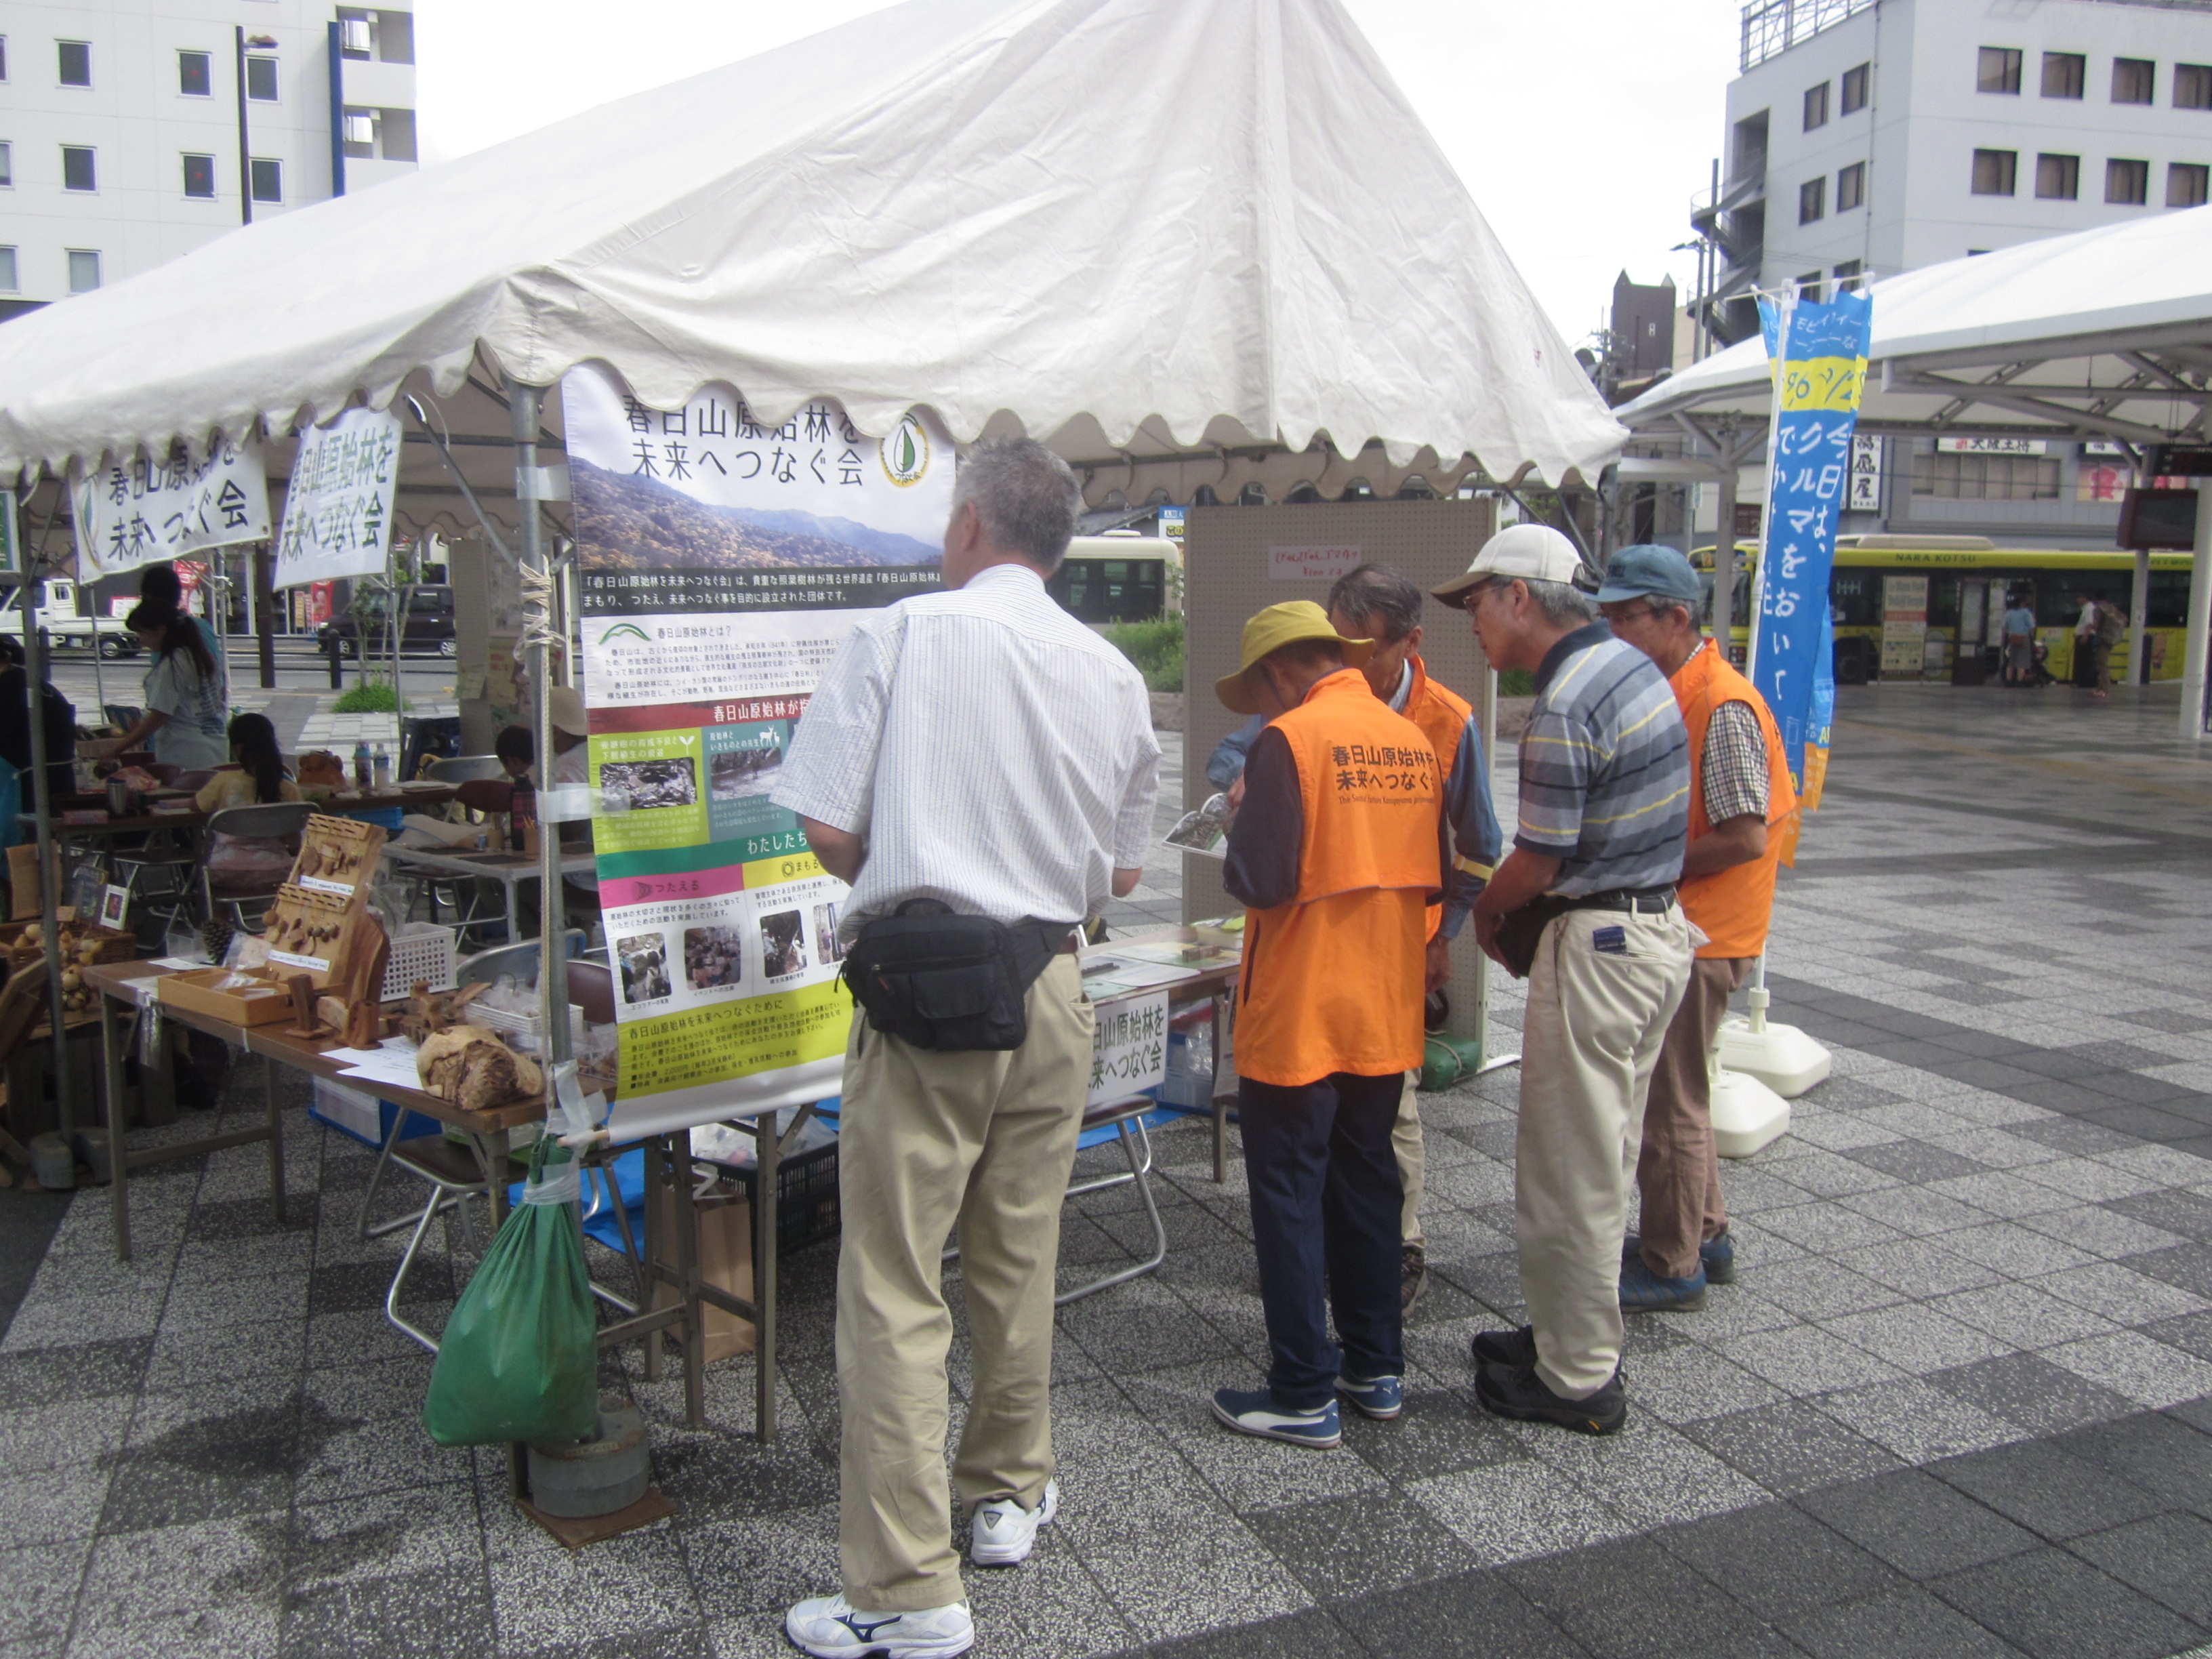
top-left (1433, 525), bottom-right (1692, 1436)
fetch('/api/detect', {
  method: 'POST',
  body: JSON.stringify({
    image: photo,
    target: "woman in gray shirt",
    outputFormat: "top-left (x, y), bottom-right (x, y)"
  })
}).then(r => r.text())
top-left (93, 605), bottom-right (230, 771)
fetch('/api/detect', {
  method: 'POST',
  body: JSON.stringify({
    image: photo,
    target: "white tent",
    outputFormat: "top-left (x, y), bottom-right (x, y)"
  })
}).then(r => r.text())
top-left (0, 0), bottom-right (1623, 518)
top-left (1614, 208), bottom-right (2212, 738)
top-left (1617, 207), bottom-right (2212, 443)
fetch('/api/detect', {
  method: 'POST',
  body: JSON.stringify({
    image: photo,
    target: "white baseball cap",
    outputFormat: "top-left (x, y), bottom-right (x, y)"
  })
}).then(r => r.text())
top-left (1431, 523), bottom-right (1584, 603)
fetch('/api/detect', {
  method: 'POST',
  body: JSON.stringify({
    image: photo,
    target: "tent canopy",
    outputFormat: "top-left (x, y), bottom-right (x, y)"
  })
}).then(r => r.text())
top-left (0, 0), bottom-right (1622, 523)
top-left (1618, 206), bottom-right (2212, 449)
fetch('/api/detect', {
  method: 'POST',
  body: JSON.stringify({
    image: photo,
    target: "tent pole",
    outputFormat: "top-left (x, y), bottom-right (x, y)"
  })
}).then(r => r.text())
top-left (1713, 463), bottom-right (1738, 657)
top-left (21, 494), bottom-right (73, 1137)
top-left (2184, 487), bottom-right (2212, 740)
top-left (508, 378), bottom-right (573, 1073)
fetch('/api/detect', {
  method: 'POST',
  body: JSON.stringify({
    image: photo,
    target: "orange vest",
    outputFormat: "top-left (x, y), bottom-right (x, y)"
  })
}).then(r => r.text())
top-left (1237, 670), bottom-right (1440, 1087)
top-left (1672, 643), bottom-right (1797, 960)
top-left (1401, 657), bottom-right (1473, 944)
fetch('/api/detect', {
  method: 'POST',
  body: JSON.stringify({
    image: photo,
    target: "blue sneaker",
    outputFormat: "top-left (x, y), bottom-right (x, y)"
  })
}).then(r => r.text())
top-left (1619, 1256), bottom-right (1708, 1312)
top-left (1623, 1230), bottom-right (1736, 1286)
top-left (1210, 1387), bottom-right (1342, 1448)
top-left (1334, 1372), bottom-right (1404, 1420)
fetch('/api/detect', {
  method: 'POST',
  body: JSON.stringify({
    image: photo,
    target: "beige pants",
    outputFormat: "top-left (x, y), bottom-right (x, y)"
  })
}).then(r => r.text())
top-left (1635, 956), bottom-right (1753, 1279)
top-left (1516, 906), bottom-right (1692, 1399)
top-left (1392, 1071), bottom-right (1423, 1247)
top-left (836, 954), bottom-right (1094, 1612)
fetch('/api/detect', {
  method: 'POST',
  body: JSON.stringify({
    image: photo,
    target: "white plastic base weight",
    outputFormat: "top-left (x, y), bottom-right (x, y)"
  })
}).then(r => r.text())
top-left (1715, 1013), bottom-right (1832, 1098)
top-left (1712, 1067), bottom-right (1791, 1158)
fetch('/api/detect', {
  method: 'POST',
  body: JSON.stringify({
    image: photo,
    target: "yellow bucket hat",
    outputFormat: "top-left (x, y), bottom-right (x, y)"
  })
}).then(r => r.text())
top-left (1214, 601), bottom-right (1374, 714)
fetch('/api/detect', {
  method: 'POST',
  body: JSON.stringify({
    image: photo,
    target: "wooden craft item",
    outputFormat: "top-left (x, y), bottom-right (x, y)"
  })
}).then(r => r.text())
top-left (417, 1024), bottom-right (545, 1111)
top-left (283, 972), bottom-right (324, 1039)
top-left (287, 814), bottom-right (387, 897)
top-left (347, 924), bottom-right (391, 1010)
top-left (344, 1000), bottom-right (383, 1049)
top-left (400, 980), bottom-right (489, 1046)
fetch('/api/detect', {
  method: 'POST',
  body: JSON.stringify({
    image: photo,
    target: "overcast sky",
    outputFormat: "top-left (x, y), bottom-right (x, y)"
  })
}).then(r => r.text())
top-left (417, 0), bottom-right (1740, 348)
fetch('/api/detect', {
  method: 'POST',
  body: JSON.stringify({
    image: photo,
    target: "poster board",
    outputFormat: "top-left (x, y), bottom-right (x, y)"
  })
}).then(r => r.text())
top-left (562, 365), bottom-right (954, 1137)
top-left (71, 437), bottom-right (271, 575)
top-left (272, 407), bottom-right (401, 589)
top-left (1181, 498), bottom-right (1498, 1046)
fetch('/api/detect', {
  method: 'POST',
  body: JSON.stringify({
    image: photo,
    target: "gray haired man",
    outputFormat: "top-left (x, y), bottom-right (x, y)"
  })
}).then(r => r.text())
top-left (775, 439), bottom-right (1161, 1659)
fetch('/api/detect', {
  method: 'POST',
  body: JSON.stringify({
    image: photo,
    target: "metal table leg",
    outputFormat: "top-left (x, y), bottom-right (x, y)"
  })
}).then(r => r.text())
top-left (642, 1143), bottom-right (664, 1383)
top-left (670, 1134), bottom-right (705, 1431)
top-left (263, 1054), bottom-right (285, 1225)
top-left (756, 1111), bottom-right (780, 1443)
top-left (100, 990), bottom-right (131, 1263)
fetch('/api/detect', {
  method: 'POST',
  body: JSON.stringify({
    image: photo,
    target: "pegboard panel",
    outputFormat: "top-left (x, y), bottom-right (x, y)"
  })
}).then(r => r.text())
top-left (1182, 499), bottom-right (1502, 1044)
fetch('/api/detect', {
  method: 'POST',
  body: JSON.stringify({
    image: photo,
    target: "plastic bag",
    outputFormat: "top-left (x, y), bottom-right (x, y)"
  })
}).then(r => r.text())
top-left (421, 1134), bottom-right (599, 1447)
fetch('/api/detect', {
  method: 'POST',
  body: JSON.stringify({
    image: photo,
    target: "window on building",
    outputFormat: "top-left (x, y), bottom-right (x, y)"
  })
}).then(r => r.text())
top-left (377, 108), bottom-right (417, 163)
top-left (1978, 47), bottom-right (2022, 94)
top-left (2114, 58), bottom-right (2156, 104)
top-left (178, 50), bottom-right (211, 96)
top-left (1799, 176), bottom-right (1826, 223)
top-left (1837, 161), bottom-right (1866, 210)
top-left (0, 248), bottom-right (16, 293)
top-left (1833, 259), bottom-right (1865, 291)
top-left (1841, 62), bottom-right (1870, 113)
top-left (66, 250), bottom-right (100, 294)
top-left (246, 55), bottom-right (279, 100)
top-left (2178, 64), bottom-right (2212, 110)
top-left (2108, 157), bottom-right (2150, 204)
top-left (377, 12), bottom-right (414, 64)
top-left (337, 15), bottom-right (373, 59)
top-left (2171, 162), bottom-right (2210, 207)
top-left (1912, 452), bottom-right (2060, 499)
top-left (1971, 148), bottom-right (2018, 195)
top-left (2036, 153), bottom-right (2080, 199)
top-left (182, 153), bottom-right (215, 199)
top-left (0, 38), bottom-right (9, 81)
top-left (60, 146), bottom-right (95, 192)
top-left (2041, 52), bottom-right (2085, 98)
top-left (1804, 81), bottom-right (1829, 131)
top-left (57, 40), bottom-right (89, 87)
top-left (0, 142), bottom-right (11, 188)
top-left (249, 157), bottom-right (282, 203)
top-left (1732, 109), bottom-right (1769, 182)
top-left (342, 110), bottom-right (375, 157)
top-left (1797, 271), bottom-right (1823, 302)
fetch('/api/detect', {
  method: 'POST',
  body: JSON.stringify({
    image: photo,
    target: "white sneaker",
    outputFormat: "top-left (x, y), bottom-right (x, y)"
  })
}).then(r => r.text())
top-left (783, 1593), bottom-right (975, 1658)
top-left (969, 1477), bottom-right (1059, 1566)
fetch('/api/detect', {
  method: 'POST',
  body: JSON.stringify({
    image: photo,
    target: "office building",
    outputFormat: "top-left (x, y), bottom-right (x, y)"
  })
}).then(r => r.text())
top-left (0, 1), bottom-right (416, 320)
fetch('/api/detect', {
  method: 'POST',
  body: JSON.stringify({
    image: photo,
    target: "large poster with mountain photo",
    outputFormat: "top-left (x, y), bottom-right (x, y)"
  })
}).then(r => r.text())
top-left (562, 364), bottom-right (954, 1136)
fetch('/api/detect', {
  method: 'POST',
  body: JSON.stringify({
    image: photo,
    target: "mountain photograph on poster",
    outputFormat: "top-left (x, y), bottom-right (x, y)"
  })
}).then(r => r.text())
top-left (571, 459), bottom-right (943, 572)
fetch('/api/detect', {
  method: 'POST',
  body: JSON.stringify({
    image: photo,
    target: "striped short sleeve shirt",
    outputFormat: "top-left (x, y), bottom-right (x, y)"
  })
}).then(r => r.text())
top-left (1515, 623), bottom-right (1690, 897)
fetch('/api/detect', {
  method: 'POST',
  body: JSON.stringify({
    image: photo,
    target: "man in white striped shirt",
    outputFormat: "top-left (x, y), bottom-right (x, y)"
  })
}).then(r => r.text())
top-left (774, 439), bottom-right (1159, 1659)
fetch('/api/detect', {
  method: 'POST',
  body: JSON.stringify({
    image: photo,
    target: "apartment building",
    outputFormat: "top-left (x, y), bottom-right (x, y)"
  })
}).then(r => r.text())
top-left (0, 1), bottom-right (416, 320)
top-left (1694, 0), bottom-right (2212, 546)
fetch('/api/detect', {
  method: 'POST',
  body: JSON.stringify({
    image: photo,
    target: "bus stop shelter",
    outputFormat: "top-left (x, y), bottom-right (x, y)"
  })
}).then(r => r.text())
top-left (1614, 207), bottom-right (2212, 739)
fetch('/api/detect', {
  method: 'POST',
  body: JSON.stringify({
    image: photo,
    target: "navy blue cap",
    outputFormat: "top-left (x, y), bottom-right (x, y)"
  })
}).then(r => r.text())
top-left (1595, 544), bottom-right (1703, 607)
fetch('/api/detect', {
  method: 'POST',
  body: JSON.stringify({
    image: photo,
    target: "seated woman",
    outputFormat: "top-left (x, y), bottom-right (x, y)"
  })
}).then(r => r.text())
top-left (194, 713), bottom-right (302, 899)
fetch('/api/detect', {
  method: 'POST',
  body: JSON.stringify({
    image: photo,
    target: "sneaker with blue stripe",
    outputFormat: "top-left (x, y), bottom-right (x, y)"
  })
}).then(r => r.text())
top-left (1334, 1372), bottom-right (1403, 1420)
top-left (1210, 1386), bottom-right (1342, 1448)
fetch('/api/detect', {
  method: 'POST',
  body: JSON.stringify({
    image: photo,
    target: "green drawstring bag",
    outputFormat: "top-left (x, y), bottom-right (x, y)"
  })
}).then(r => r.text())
top-left (422, 1135), bottom-right (600, 1447)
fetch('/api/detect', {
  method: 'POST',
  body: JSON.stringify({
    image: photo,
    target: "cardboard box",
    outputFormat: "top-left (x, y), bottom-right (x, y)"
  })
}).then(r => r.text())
top-left (157, 966), bottom-right (295, 1026)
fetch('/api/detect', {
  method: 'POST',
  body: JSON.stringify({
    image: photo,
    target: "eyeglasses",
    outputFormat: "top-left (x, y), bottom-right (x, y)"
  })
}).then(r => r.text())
top-left (1460, 577), bottom-right (1511, 612)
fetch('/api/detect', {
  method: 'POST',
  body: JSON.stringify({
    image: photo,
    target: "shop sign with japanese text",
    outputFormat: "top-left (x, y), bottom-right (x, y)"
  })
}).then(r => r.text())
top-left (73, 437), bottom-right (271, 575)
top-left (273, 408), bottom-right (401, 588)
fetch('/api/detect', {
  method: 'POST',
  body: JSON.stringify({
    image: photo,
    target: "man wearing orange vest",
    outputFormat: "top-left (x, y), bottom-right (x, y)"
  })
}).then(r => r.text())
top-left (1325, 565), bottom-right (1502, 1311)
top-left (1597, 545), bottom-right (1799, 1313)
top-left (1208, 601), bottom-right (1448, 1448)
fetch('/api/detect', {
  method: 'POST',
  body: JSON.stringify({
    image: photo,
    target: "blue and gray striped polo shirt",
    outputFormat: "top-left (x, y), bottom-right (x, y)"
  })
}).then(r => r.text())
top-left (1515, 623), bottom-right (1689, 897)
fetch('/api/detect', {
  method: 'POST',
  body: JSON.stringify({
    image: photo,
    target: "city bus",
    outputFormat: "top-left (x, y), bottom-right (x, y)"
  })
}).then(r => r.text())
top-left (1046, 533), bottom-right (1180, 625)
top-left (1691, 535), bottom-right (2192, 685)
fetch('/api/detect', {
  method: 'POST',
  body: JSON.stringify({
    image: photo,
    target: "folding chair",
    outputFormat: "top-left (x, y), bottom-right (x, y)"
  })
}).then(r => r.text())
top-left (194, 801), bottom-right (315, 935)
top-left (401, 756), bottom-right (514, 931)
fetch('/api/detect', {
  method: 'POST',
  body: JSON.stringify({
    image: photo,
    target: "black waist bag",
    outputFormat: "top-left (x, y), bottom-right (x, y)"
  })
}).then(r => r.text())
top-left (843, 900), bottom-right (1059, 1052)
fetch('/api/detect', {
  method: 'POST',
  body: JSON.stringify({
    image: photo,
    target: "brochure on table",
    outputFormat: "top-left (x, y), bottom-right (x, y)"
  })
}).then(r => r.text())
top-left (563, 365), bottom-right (954, 1139)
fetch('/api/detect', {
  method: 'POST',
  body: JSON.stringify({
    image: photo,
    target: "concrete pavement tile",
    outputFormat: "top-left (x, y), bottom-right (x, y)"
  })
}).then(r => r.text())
top-left (1615, 1342), bottom-right (1787, 1425)
top-left (487, 1527), bottom-right (699, 1652)
top-left (1718, 1324), bottom-right (1911, 1397)
top-left (1753, 1203), bottom-right (1906, 1255)
top-left (1811, 1378), bottom-right (2022, 1465)
top-left (1796, 1469), bottom-right (2039, 1578)
top-left (2069, 1511), bottom-right (2212, 1626)
top-left (1930, 1545), bottom-right (2203, 1659)
top-left (1936, 1221), bottom-right (2102, 1279)
top-left (2041, 1331), bottom-right (2212, 1408)
top-left (2028, 1261), bottom-right (2211, 1325)
top-left (1407, 1458), bottom-right (1633, 1568)
top-left (1680, 1397), bottom-right (1906, 1497)
top-left (1741, 1255), bottom-right (1910, 1320)
top-left (0, 1538), bottom-right (91, 1644)
top-left (1778, 1586), bottom-right (2029, 1659)
top-left (2013, 1203), bottom-right (2187, 1259)
top-left (1847, 1236), bottom-right (2004, 1295)
top-left (1520, 1414), bottom-right (1769, 1532)
top-left (1820, 1303), bottom-right (2014, 1374)
top-left (1926, 1438), bottom-right (2167, 1542)
top-left (1652, 1503), bottom-right (1906, 1622)
top-left (1926, 1352), bottom-right (2139, 1435)
top-left (1921, 1172), bottom-right (2077, 1221)
top-left (276, 1563), bottom-right (494, 1659)
top-left (1246, 1491), bottom-right (1480, 1602)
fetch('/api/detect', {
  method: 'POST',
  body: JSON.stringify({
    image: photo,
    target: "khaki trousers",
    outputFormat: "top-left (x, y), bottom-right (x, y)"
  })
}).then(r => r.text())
top-left (836, 954), bottom-right (1093, 1612)
top-left (1635, 956), bottom-right (1753, 1279)
top-left (1392, 1071), bottom-right (1423, 1248)
top-left (1517, 906), bottom-right (1692, 1399)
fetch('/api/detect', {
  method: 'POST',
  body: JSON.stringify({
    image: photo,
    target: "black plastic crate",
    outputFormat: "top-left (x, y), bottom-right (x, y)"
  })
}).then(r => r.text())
top-left (720, 1138), bottom-right (840, 1255)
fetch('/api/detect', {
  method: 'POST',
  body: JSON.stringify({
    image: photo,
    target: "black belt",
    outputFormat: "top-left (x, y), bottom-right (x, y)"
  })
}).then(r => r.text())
top-left (1558, 886), bottom-right (1676, 916)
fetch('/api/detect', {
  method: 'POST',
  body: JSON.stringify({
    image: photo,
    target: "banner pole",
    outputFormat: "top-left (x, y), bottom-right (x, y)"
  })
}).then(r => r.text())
top-left (508, 379), bottom-right (573, 1073)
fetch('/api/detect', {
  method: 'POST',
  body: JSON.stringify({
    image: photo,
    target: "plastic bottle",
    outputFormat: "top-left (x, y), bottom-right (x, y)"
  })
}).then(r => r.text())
top-left (371, 743), bottom-right (392, 788)
top-left (352, 740), bottom-right (371, 790)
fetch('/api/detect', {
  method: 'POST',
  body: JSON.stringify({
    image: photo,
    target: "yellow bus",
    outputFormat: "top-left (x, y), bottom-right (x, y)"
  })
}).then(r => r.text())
top-left (1691, 535), bottom-right (2192, 686)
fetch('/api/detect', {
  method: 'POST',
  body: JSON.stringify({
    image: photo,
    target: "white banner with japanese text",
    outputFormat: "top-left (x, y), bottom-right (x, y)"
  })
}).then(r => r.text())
top-left (72, 437), bottom-right (271, 575)
top-left (562, 364), bottom-right (954, 1137)
top-left (272, 407), bottom-right (401, 589)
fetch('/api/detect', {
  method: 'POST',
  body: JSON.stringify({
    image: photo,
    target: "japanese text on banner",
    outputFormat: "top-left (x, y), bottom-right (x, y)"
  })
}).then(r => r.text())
top-left (273, 407), bottom-right (401, 589)
top-left (73, 437), bottom-right (271, 575)
top-left (1753, 289), bottom-right (1872, 791)
top-left (562, 364), bottom-right (953, 1132)
top-left (1088, 991), bottom-right (1168, 1107)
